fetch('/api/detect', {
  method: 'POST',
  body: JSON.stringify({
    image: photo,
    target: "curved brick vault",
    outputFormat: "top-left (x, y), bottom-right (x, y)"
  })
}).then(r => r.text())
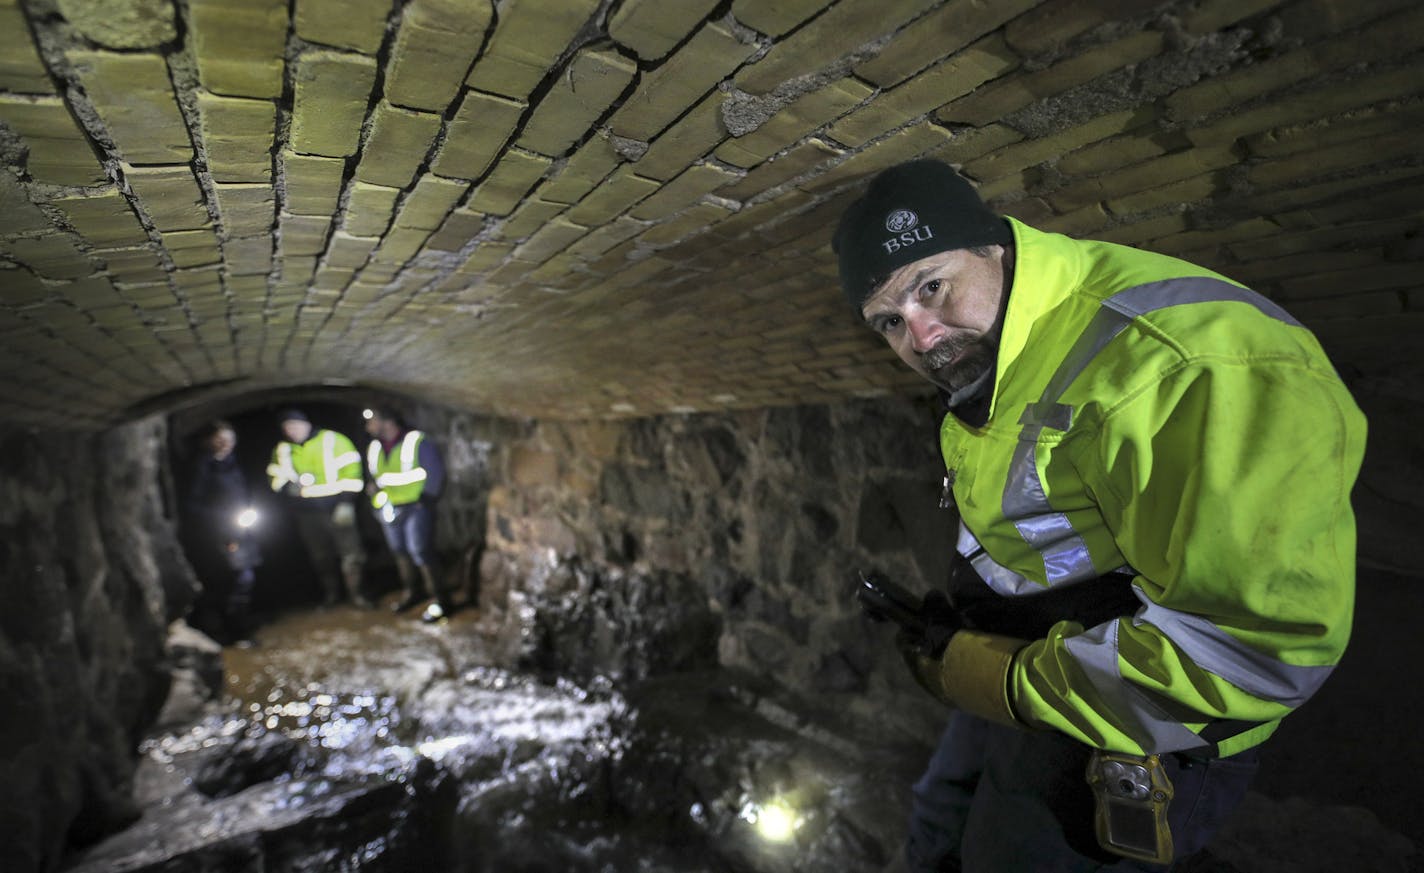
top-left (1, 0), bottom-right (1421, 430)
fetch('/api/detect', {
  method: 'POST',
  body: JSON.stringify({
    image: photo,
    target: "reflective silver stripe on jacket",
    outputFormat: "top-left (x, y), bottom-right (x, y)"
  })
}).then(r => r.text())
top-left (987, 277), bottom-right (1310, 748)
top-left (1002, 277), bottom-right (1301, 588)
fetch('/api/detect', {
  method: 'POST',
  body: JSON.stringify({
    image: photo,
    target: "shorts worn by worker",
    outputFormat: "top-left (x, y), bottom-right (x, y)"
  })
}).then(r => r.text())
top-left (906, 711), bottom-right (1259, 872)
top-left (377, 500), bottom-right (435, 566)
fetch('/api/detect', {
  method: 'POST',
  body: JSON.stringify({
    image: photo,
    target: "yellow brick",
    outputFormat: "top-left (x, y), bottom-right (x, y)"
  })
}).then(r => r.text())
top-left (565, 166), bottom-right (660, 225)
top-left (278, 213), bottom-right (333, 256)
top-left (0, 234), bottom-right (95, 279)
top-left (196, 91), bottom-right (276, 183)
top-left (730, 0), bottom-right (825, 37)
top-left (384, 0), bottom-right (493, 111)
top-left (1248, 166), bottom-right (1424, 216)
top-left (290, 50), bottom-right (378, 157)
top-left (1279, 261), bottom-right (1420, 300)
top-left (122, 164), bottom-right (210, 231)
top-left (608, 22), bottom-right (758, 142)
top-left (1004, 0), bottom-right (1146, 54)
top-left (281, 150), bottom-right (346, 216)
top-left (222, 235), bottom-right (273, 275)
top-left (0, 168), bottom-right (52, 235)
top-left (188, 0), bottom-right (288, 98)
top-left (832, 33), bottom-right (1020, 146)
top-left (497, 198), bottom-right (566, 240)
top-left (324, 231), bottom-right (378, 268)
top-left (1187, 58), bottom-right (1424, 147)
top-left (922, 123), bottom-right (1024, 168)
top-left (371, 226), bottom-right (433, 263)
top-left (465, 149), bottom-right (551, 216)
top-left (50, 188), bottom-right (149, 247)
top-left (517, 47), bottom-right (637, 157)
top-left (1249, 130), bottom-right (1419, 189)
top-left (1058, 130), bottom-right (1168, 177)
top-left (630, 163), bottom-right (741, 220)
top-left (512, 216), bottom-right (589, 263)
top-left (735, 0), bottom-right (937, 95)
top-left (0, 0), bottom-right (53, 93)
top-left (537, 136), bottom-right (622, 204)
top-left (719, 138), bottom-right (843, 201)
top-left (295, 0), bottom-right (393, 53)
top-left (566, 215), bottom-right (648, 259)
top-left (212, 182), bottom-right (275, 237)
top-left (162, 228), bottom-right (222, 267)
top-left (963, 109), bottom-right (1144, 180)
top-left (942, 31), bottom-right (1163, 127)
top-left (800, 123), bottom-right (953, 193)
top-left (633, 93), bottom-right (727, 182)
top-left (854, 0), bottom-right (1039, 88)
top-left (430, 90), bottom-right (526, 180)
top-left (394, 174), bottom-right (470, 230)
top-left (1047, 146), bottom-right (1239, 212)
top-left (1105, 172), bottom-right (1219, 216)
top-left (67, 51), bottom-right (191, 163)
top-left (608, 0), bottom-right (720, 61)
top-left (0, 95), bottom-right (105, 185)
top-left (356, 101), bottom-right (442, 188)
top-left (635, 202), bottom-right (733, 247)
top-left (342, 182), bottom-right (401, 236)
top-left (465, 0), bottom-right (600, 99)
top-left (716, 77), bottom-right (872, 167)
top-left (457, 241), bottom-right (513, 273)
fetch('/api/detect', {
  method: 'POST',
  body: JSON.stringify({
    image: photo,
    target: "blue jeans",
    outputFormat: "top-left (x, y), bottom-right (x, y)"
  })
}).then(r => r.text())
top-left (379, 500), bottom-right (436, 566)
top-left (907, 712), bottom-right (1259, 872)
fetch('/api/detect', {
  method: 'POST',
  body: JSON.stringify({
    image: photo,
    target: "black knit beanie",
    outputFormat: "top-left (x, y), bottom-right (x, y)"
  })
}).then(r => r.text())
top-left (278, 408), bottom-right (309, 423)
top-left (833, 159), bottom-right (1012, 311)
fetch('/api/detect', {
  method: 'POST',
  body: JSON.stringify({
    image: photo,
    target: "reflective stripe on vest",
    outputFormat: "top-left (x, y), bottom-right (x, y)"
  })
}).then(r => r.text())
top-left (981, 276), bottom-right (1316, 736)
top-left (301, 431), bottom-right (363, 497)
top-left (368, 430), bottom-right (427, 507)
top-left (1001, 276), bottom-right (1300, 589)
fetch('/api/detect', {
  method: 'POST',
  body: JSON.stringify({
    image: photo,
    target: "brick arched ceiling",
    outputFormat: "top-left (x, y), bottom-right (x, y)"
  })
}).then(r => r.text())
top-left (1, 0), bottom-right (1420, 431)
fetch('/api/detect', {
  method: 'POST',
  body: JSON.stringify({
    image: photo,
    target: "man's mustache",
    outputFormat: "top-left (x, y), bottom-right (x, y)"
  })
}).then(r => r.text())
top-left (921, 337), bottom-right (971, 371)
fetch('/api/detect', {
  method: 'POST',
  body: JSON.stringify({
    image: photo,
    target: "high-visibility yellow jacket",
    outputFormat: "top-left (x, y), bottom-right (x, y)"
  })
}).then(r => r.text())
top-left (266, 429), bottom-right (364, 500)
top-left (367, 430), bottom-right (430, 511)
top-left (941, 219), bottom-right (1367, 758)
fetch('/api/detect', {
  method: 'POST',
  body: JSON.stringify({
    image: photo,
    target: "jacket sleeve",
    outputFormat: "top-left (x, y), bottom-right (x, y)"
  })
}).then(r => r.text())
top-left (419, 437), bottom-right (445, 500)
top-left (1009, 355), bottom-right (1367, 755)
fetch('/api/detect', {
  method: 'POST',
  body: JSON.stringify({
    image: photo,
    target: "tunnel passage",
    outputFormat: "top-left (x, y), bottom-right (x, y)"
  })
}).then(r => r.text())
top-left (2, 0), bottom-right (1424, 869)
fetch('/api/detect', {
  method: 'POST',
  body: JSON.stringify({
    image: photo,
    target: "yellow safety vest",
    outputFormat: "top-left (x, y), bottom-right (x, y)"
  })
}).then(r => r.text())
top-left (266, 429), bottom-right (363, 499)
top-left (367, 430), bottom-right (429, 512)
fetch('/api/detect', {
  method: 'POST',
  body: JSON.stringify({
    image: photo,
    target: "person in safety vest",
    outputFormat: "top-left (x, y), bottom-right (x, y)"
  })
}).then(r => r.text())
top-left (363, 406), bottom-right (451, 623)
top-left (266, 408), bottom-right (370, 608)
top-left (834, 159), bottom-right (1366, 871)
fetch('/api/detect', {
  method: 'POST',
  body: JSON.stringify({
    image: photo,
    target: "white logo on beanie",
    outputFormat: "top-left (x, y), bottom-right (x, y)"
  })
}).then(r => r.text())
top-left (881, 208), bottom-right (934, 255)
top-left (885, 209), bottom-right (918, 232)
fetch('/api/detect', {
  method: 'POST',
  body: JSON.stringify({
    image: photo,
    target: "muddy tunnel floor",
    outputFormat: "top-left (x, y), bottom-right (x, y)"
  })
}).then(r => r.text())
top-left (61, 570), bottom-right (1421, 873)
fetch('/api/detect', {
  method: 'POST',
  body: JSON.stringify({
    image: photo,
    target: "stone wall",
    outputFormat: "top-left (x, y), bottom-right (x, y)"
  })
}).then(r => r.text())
top-left (0, 415), bottom-right (195, 873)
top-left (456, 394), bottom-right (956, 740)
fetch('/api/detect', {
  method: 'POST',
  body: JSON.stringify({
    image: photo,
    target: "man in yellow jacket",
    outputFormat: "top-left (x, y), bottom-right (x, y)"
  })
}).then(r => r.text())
top-left (834, 159), bottom-right (1366, 870)
top-left (267, 409), bottom-right (369, 608)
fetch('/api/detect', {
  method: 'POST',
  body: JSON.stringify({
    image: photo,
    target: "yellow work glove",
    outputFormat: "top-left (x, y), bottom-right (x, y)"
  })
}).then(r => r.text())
top-left (895, 590), bottom-right (1026, 727)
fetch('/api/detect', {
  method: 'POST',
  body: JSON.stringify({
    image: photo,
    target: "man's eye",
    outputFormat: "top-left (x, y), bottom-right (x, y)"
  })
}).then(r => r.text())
top-left (920, 279), bottom-right (941, 298)
top-left (878, 315), bottom-right (902, 334)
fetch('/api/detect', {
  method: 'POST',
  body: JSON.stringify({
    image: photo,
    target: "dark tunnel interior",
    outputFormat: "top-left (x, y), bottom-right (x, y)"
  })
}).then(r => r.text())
top-left (3, 0), bottom-right (1424, 869)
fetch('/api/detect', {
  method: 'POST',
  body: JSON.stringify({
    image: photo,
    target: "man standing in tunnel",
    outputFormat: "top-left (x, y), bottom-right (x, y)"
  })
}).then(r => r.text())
top-left (835, 159), bottom-right (1367, 870)
top-left (266, 409), bottom-right (370, 608)
top-left (363, 406), bottom-right (452, 623)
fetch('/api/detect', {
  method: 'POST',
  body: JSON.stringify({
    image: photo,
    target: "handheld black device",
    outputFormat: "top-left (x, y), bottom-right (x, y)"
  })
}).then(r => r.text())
top-left (855, 571), bottom-right (927, 637)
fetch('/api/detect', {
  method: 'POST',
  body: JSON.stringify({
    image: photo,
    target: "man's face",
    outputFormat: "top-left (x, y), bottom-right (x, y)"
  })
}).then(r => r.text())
top-left (859, 246), bottom-right (1010, 394)
top-left (282, 419), bottom-right (312, 443)
top-left (208, 428), bottom-right (236, 459)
